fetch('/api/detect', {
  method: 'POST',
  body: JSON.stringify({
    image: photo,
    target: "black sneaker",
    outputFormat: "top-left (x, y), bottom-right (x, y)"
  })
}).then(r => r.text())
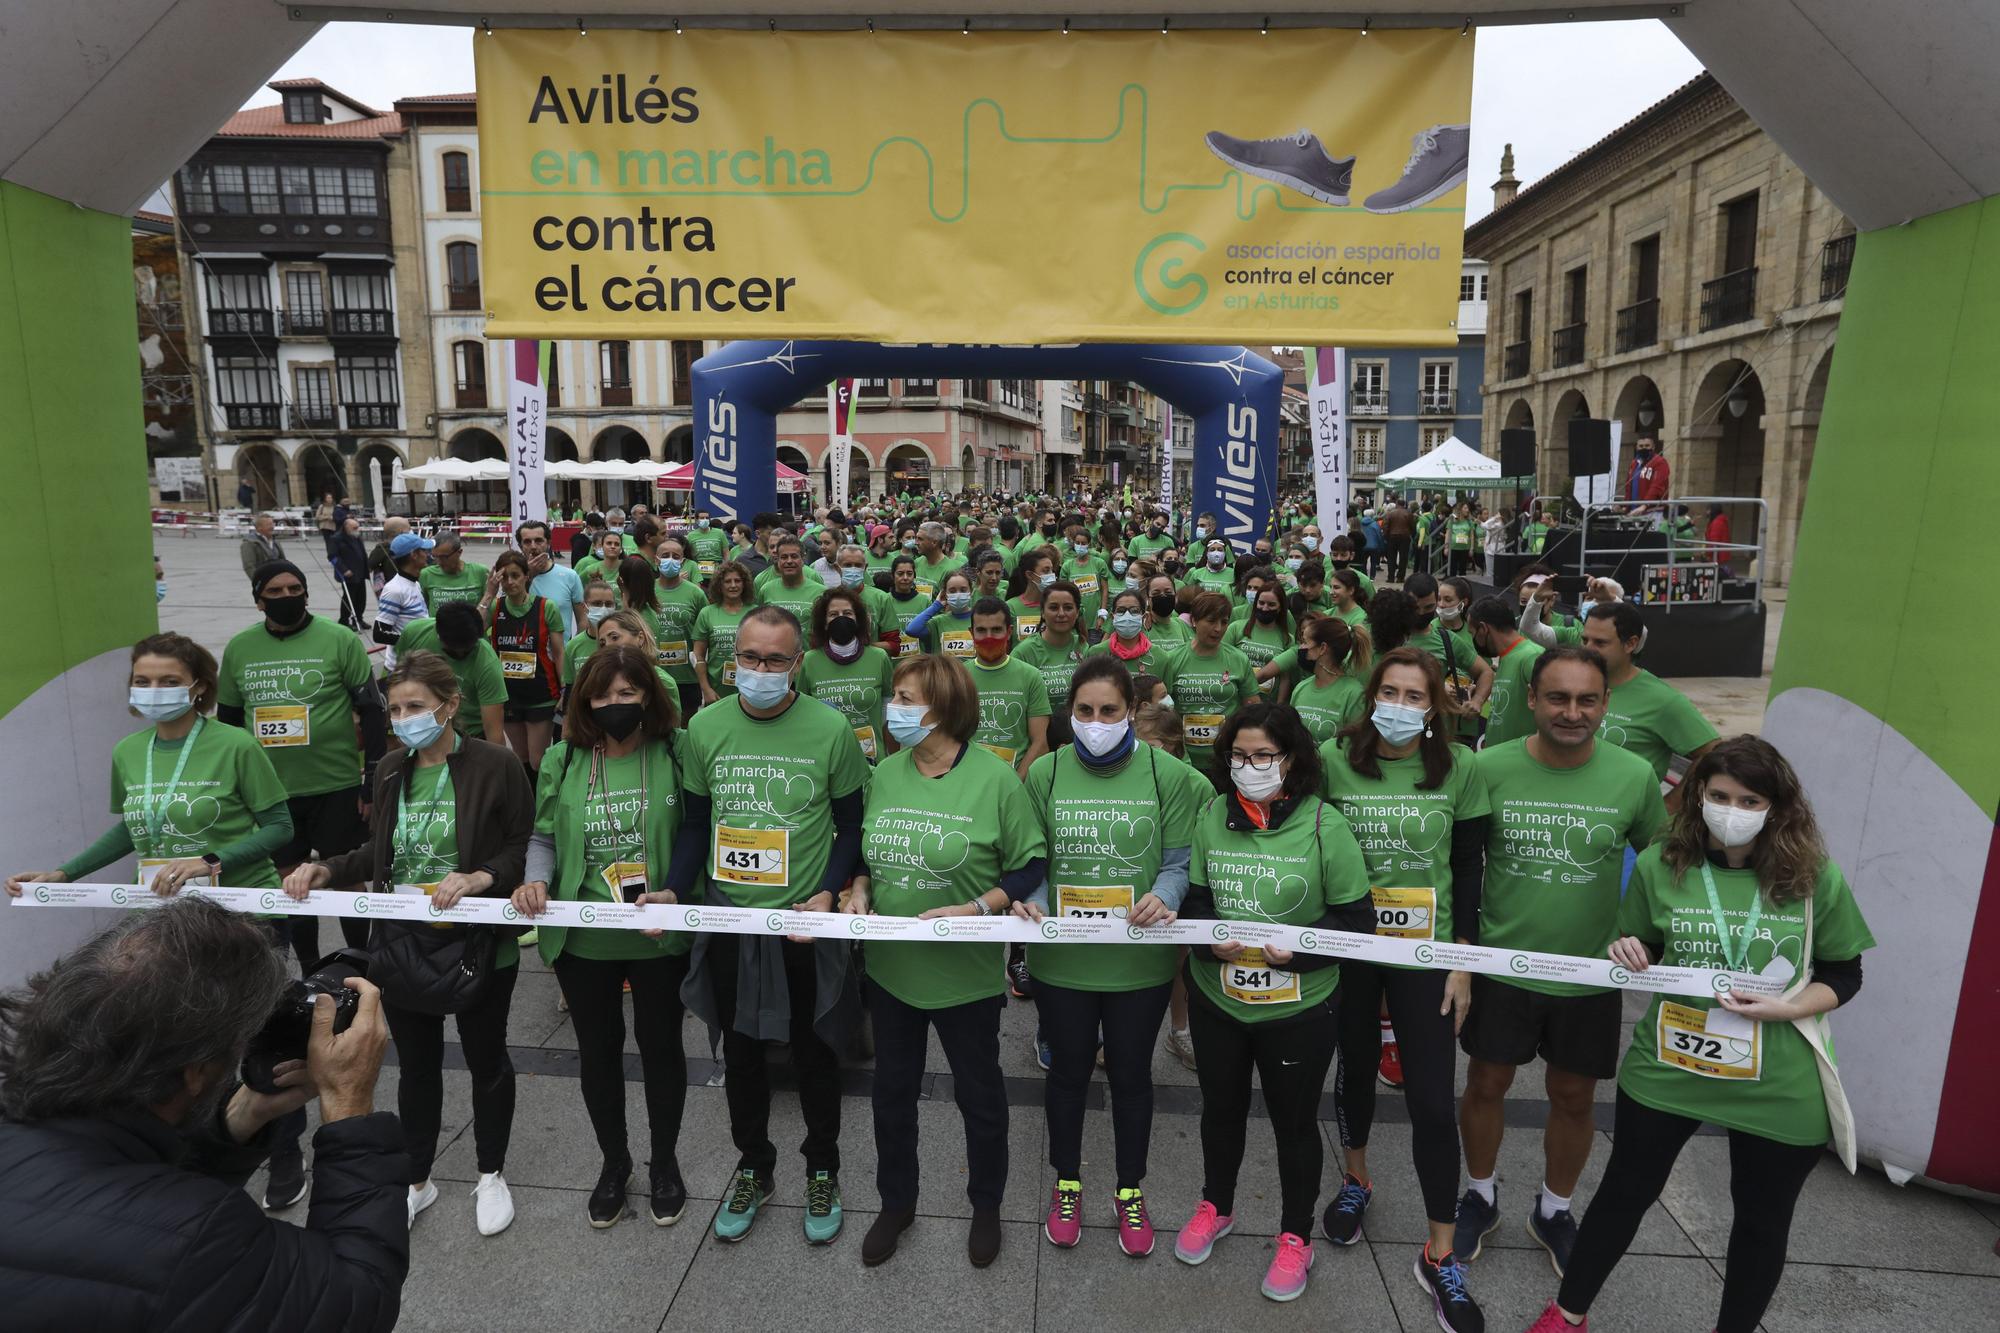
top-left (1526, 1201), bottom-right (1578, 1277)
top-left (1007, 956), bottom-right (1035, 1000)
top-left (588, 1157), bottom-right (631, 1229)
top-left (1451, 1187), bottom-right (1500, 1263)
top-left (1320, 1173), bottom-right (1371, 1245)
top-left (649, 1162), bottom-right (687, 1226)
top-left (1413, 1245), bottom-right (1485, 1333)
top-left (262, 1153), bottom-right (307, 1211)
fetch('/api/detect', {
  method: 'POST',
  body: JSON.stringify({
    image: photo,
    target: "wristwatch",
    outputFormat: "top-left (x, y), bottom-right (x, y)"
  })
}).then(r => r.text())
top-left (971, 896), bottom-right (992, 916)
top-left (201, 853), bottom-right (222, 877)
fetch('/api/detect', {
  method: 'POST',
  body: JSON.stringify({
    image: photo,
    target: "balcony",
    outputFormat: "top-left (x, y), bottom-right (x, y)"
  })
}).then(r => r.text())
top-left (1699, 267), bottom-right (1758, 332)
top-left (1820, 234), bottom-right (1855, 301)
top-left (330, 309), bottom-right (394, 337)
top-left (280, 309), bottom-right (328, 337)
top-left (1551, 323), bottom-right (1586, 368)
top-left (446, 281), bottom-right (482, 312)
top-left (288, 405), bottom-right (337, 431)
top-left (454, 383), bottom-right (487, 410)
top-left (344, 402), bottom-right (398, 429)
top-left (1350, 390), bottom-right (1389, 415)
top-left (600, 383), bottom-right (633, 408)
top-left (222, 403), bottom-right (280, 430)
top-left (1503, 341), bottom-right (1530, 380)
top-left (1419, 390), bottom-right (1456, 415)
top-left (1615, 298), bottom-right (1659, 353)
top-left (207, 307), bottom-right (273, 338)
top-left (1352, 447), bottom-right (1384, 475)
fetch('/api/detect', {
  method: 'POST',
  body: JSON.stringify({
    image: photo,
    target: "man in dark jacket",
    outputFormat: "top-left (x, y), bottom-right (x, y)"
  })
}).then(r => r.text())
top-left (329, 516), bottom-right (371, 630)
top-left (0, 896), bottom-right (407, 1331)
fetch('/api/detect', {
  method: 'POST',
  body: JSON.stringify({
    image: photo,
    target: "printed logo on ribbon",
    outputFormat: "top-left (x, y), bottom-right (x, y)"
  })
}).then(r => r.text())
top-left (686, 908), bottom-right (703, 928)
top-left (1414, 942), bottom-right (1435, 965)
top-left (849, 916), bottom-right (867, 936)
top-left (1510, 953), bottom-right (1530, 974)
top-left (767, 913), bottom-right (785, 932)
top-left (353, 896), bottom-right (370, 914)
top-left (579, 905), bottom-right (598, 924)
top-left (261, 892), bottom-right (280, 911)
top-left (1609, 964), bottom-right (1632, 986)
top-left (1211, 922), bottom-right (1231, 941)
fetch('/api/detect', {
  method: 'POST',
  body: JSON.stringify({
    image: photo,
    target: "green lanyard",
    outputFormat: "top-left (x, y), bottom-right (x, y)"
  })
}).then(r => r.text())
top-left (393, 742), bottom-right (459, 870)
top-left (1699, 861), bottom-right (1762, 974)
top-left (586, 744), bottom-right (649, 850)
top-left (141, 717), bottom-right (204, 850)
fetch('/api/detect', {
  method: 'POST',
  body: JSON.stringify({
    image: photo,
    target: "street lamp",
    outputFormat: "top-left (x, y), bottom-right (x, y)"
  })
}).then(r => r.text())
top-left (1726, 388), bottom-right (1750, 419)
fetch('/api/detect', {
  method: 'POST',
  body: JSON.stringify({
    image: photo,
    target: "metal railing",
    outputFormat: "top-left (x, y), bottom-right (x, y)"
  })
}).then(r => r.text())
top-left (1820, 234), bottom-right (1855, 301)
top-left (1528, 492), bottom-right (1768, 609)
top-left (330, 309), bottom-right (393, 336)
top-left (287, 405), bottom-right (337, 431)
top-left (279, 309), bottom-right (328, 336)
top-left (207, 308), bottom-right (273, 337)
top-left (222, 403), bottom-right (280, 430)
top-left (1551, 323), bottom-right (1586, 367)
top-left (1615, 298), bottom-right (1659, 353)
top-left (1351, 390), bottom-right (1389, 414)
top-left (345, 403), bottom-right (398, 429)
top-left (1699, 267), bottom-right (1758, 332)
top-left (1419, 390), bottom-right (1456, 415)
top-left (1503, 341), bottom-right (1530, 380)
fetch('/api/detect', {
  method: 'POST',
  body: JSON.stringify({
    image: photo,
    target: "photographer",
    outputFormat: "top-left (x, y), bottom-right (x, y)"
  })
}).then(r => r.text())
top-left (0, 896), bottom-right (404, 1329)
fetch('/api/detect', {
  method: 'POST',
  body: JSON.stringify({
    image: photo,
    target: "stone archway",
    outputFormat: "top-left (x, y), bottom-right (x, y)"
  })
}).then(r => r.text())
top-left (886, 442), bottom-right (933, 495)
top-left (235, 442), bottom-right (286, 510)
top-left (1688, 358), bottom-right (1768, 562)
top-left (298, 441), bottom-right (348, 504)
top-left (1613, 374), bottom-right (1666, 447)
top-left (354, 441), bottom-right (404, 514)
top-left (590, 424), bottom-right (651, 511)
top-left (447, 427), bottom-right (508, 514)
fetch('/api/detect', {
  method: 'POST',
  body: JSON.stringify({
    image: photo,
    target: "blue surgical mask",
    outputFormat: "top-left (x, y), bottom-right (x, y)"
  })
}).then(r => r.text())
top-left (735, 664), bottom-right (793, 708)
top-left (886, 702), bottom-right (934, 746)
top-left (1038, 572), bottom-right (1057, 590)
top-left (902, 538), bottom-right (918, 551)
top-left (1124, 576), bottom-right (1141, 591)
top-left (1578, 600), bottom-right (1597, 618)
top-left (947, 591), bottom-right (972, 614)
top-left (1193, 526), bottom-right (1209, 541)
top-left (1112, 610), bottom-right (1144, 638)
top-left (392, 707), bottom-right (447, 750)
top-left (1073, 540), bottom-right (1091, 555)
top-left (130, 685), bottom-right (193, 722)
top-left (658, 558), bottom-right (683, 579)
top-left (840, 566), bottom-right (866, 587)
top-left (1303, 536), bottom-right (1320, 552)
top-left (586, 604), bottom-right (614, 625)
top-left (696, 519), bottom-right (711, 530)
top-left (1371, 701), bottom-right (1427, 745)
top-left (1206, 550), bottom-right (1225, 567)
top-left (1286, 557), bottom-right (1304, 573)
top-left (1112, 559), bottom-right (1128, 575)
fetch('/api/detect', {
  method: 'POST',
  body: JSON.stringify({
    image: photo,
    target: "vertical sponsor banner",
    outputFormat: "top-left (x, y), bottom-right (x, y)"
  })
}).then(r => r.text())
top-left (1309, 347), bottom-right (1348, 538)
top-left (507, 339), bottom-right (548, 528)
top-left (1574, 418), bottom-right (1621, 509)
top-left (827, 377), bottom-right (855, 506)
top-left (1159, 403), bottom-right (1175, 510)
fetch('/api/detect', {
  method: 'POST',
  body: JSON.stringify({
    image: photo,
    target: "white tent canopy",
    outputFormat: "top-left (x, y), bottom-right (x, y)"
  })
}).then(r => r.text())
top-left (401, 457), bottom-right (507, 482)
top-left (1375, 437), bottom-right (1520, 490)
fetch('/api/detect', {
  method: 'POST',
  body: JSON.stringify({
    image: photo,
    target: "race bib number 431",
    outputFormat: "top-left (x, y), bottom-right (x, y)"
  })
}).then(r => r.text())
top-left (712, 825), bottom-right (789, 887)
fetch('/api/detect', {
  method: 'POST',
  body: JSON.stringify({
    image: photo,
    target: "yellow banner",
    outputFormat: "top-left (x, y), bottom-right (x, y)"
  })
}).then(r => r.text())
top-left (474, 28), bottom-right (1474, 345)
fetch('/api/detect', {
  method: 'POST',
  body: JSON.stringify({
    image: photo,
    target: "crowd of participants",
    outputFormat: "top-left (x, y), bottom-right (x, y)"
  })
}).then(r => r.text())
top-left (11, 487), bottom-right (1870, 1333)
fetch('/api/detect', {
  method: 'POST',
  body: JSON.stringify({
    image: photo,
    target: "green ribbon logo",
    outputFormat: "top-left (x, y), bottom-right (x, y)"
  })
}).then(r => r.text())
top-left (1609, 964), bottom-right (1632, 986)
top-left (1414, 943), bottom-right (1435, 966)
top-left (685, 908), bottom-right (702, 928)
top-left (1211, 922), bottom-right (1231, 942)
top-left (352, 896), bottom-right (370, 914)
top-left (1509, 954), bottom-right (1531, 975)
top-left (1134, 233), bottom-right (1207, 316)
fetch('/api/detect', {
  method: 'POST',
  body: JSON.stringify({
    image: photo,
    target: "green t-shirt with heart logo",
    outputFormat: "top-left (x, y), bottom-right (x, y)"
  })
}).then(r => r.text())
top-left (567, 749), bottom-right (660, 961)
top-left (860, 745), bottom-right (1045, 1009)
top-left (217, 615), bottom-right (376, 798)
top-left (692, 603), bottom-right (750, 696)
top-left (418, 562), bottom-right (488, 610)
top-left (651, 579), bottom-right (710, 683)
top-left (1290, 672), bottom-right (1366, 745)
top-left (1188, 792), bottom-right (1372, 1023)
top-left (968, 655), bottom-right (1051, 771)
top-left (1482, 638), bottom-right (1546, 749)
top-left (1060, 554), bottom-right (1114, 624)
top-left (1023, 745), bottom-right (1197, 992)
top-left (798, 645), bottom-right (895, 764)
top-left (1616, 847), bottom-right (1874, 1145)
top-left (1320, 738), bottom-right (1489, 960)
top-left (109, 721), bottom-right (288, 889)
top-left (683, 693), bottom-right (869, 910)
top-left (388, 756), bottom-right (518, 969)
top-left (1598, 668), bottom-right (1720, 781)
top-left (1224, 621), bottom-right (1291, 695)
top-left (753, 571), bottom-right (825, 626)
top-left (1157, 642), bottom-right (1257, 772)
top-left (1015, 632), bottom-right (1087, 715)
top-left (1475, 737), bottom-right (1669, 995)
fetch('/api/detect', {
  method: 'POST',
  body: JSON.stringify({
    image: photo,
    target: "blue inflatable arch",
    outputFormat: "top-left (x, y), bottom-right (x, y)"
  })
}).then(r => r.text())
top-left (692, 342), bottom-right (1282, 552)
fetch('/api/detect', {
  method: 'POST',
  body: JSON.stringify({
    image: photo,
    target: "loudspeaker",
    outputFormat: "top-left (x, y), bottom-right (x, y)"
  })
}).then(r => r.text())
top-left (1568, 418), bottom-right (1612, 475)
top-left (1500, 428), bottom-right (1536, 479)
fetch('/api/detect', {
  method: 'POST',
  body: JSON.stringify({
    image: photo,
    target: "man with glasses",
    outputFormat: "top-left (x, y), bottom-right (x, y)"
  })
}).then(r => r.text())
top-left (666, 606), bottom-right (868, 1249)
top-left (510, 521), bottom-right (586, 641)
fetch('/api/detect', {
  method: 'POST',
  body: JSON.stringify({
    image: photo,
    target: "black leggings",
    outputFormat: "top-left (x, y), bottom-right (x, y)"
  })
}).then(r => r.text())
top-left (1187, 982), bottom-right (1339, 1238)
top-left (383, 963), bottom-right (519, 1183)
top-left (1333, 962), bottom-right (1461, 1223)
top-left (1560, 1090), bottom-right (1823, 1333)
top-left (1038, 979), bottom-right (1172, 1188)
top-left (553, 950), bottom-right (689, 1169)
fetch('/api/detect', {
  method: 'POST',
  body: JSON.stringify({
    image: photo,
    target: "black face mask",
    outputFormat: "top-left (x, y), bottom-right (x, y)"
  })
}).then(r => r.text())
top-left (262, 593), bottom-right (308, 627)
top-left (1254, 606), bottom-right (1279, 625)
top-left (1415, 611), bottom-right (1436, 629)
top-left (592, 702), bottom-right (645, 741)
top-left (1041, 523), bottom-right (1059, 538)
top-left (827, 615), bottom-right (859, 646)
top-left (1150, 593), bottom-right (1176, 618)
top-left (1332, 558), bottom-right (1351, 569)
top-left (1163, 561), bottom-right (1183, 577)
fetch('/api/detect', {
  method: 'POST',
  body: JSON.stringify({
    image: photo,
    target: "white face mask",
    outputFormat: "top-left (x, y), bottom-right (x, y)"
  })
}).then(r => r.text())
top-left (1702, 799), bottom-right (1768, 848)
top-left (1229, 759), bottom-right (1286, 802)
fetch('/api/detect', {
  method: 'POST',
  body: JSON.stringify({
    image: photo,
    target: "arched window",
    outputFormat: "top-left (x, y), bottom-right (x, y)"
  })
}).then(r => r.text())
top-left (442, 151), bottom-right (472, 212)
top-left (453, 341), bottom-right (487, 409)
top-left (445, 242), bottom-right (480, 310)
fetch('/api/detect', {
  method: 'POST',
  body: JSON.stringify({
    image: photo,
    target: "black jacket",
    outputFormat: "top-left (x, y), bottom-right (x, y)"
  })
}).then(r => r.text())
top-left (0, 1103), bottom-right (407, 1331)
top-left (329, 530), bottom-right (369, 581)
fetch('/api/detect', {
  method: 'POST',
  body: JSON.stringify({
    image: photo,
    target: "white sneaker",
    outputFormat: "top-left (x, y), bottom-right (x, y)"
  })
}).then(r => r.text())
top-left (408, 1179), bottom-right (439, 1229)
top-left (472, 1171), bottom-right (515, 1236)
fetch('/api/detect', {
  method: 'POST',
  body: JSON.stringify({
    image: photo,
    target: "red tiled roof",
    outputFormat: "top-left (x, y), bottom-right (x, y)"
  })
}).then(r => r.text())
top-left (134, 208), bottom-right (173, 225)
top-left (395, 92), bottom-right (476, 104)
top-left (266, 78), bottom-right (382, 117)
top-left (217, 103), bottom-right (403, 140)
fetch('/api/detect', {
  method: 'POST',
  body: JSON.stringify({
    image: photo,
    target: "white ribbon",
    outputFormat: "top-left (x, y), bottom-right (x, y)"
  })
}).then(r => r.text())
top-left (11, 883), bottom-right (1783, 1002)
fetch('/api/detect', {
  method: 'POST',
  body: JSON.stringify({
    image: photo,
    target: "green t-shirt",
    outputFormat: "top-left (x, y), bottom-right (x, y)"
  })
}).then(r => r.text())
top-left (1320, 738), bottom-right (1489, 954)
top-left (1448, 519), bottom-right (1478, 552)
top-left (1016, 633), bottom-right (1086, 715)
top-left (1082, 636), bottom-right (1174, 681)
top-left (1327, 564), bottom-right (1376, 600)
top-left (567, 749), bottom-right (663, 961)
top-left (1291, 672), bottom-right (1366, 745)
top-left (418, 562), bottom-right (487, 609)
top-left (1600, 669), bottom-right (1721, 781)
top-left (1524, 522), bottom-right (1550, 553)
top-left (924, 610), bottom-right (978, 662)
top-left (651, 579), bottom-right (709, 682)
top-left (1483, 638), bottom-right (1547, 749)
top-left (968, 655), bottom-right (1051, 771)
top-left (1188, 793), bottom-right (1371, 1023)
top-left (1185, 564), bottom-right (1235, 596)
top-left (684, 694), bottom-right (869, 909)
top-left (859, 745), bottom-right (1045, 1009)
top-left (1225, 621), bottom-right (1291, 694)
top-left (911, 553), bottom-right (965, 601)
top-left (109, 720), bottom-right (287, 889)
top-left (1128, 533), bottom-right (1174, 560)
top-left (1061, 554), bottom-right (1114, 624)
top-left (692, 603), bottom-right (750, 696)
top-left (389, 756), bottom-right (517, 968)
top-left (1005, 595), bottom-right (1047, 641)
top-left (534, 738), bottom-right (690, 962)
top-left (683, 525), bottom-right (727, 576)
top-left (561, 628), bottom-right (600, 687)
top-left (1616, 848), bottom-right (1874, 1144)
top-left (798, 646), bottom-right (895, 764)
top-left (884, 592), bottom-right (933, 659)
top-left (397, 619), bottom-right (508, 739)
top-left (755, 572), bottom-right (825, 627)
top-left (217, 615), bottom-right (374, 799)
top-left (1149, 615), bottom-right (1192, 648)
top-left (1158, 643), bottom-right (1256, 770)
top-left (1475, 738), bottom-right (1669, 995)
top-left (1024, 745), bottom-right (1197, 992)
top-left (1410, 623), bottom-right (1483, 741)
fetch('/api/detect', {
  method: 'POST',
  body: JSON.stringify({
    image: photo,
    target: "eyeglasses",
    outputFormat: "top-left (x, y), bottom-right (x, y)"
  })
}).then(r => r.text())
top-left (735, 650), bottom-right (798, 672)
top-left (1228, 751), bottom-right (1285, 770)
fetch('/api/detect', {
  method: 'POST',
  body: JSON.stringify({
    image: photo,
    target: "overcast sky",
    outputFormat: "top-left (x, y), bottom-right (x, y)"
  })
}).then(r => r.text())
top-left (209, 16), bottom-right (1703, 223)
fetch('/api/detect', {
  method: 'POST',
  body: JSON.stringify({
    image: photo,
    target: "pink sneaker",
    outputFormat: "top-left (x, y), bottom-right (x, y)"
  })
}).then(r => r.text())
top-left (1172, 1199), bottom-right (1235, 1265)
top-left (1113, 1187), bottom-right (1154, 1257)
top-left (1044, 1179), bottom-right (1083, 1248)
top-left (1260, 1232), bottom-right (1315, 1302)
top-left (1525, 1300), bottom-right (1587, 1332)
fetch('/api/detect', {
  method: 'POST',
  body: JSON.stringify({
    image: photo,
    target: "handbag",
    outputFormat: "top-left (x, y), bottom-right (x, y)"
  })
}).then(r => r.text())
top-left (1778, 896), bottom-right (1859, 1173)
top-left (367, 919), bottom-right (497, 1015)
